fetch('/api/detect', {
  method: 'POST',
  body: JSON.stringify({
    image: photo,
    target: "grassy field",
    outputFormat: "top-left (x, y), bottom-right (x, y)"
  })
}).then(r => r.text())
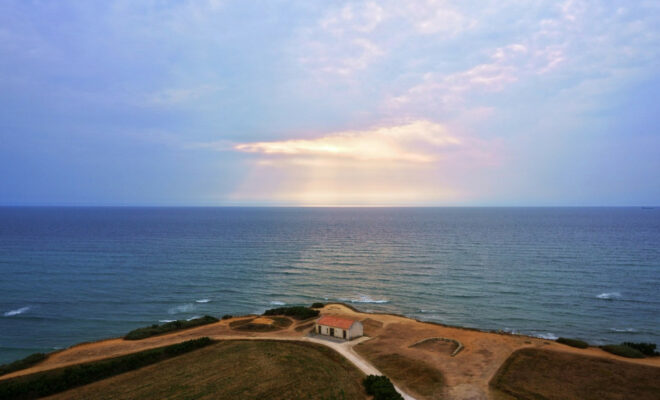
top-left (229, 316), bottom-right (292, 332)
top-left (491, 348), bottom-right (660, 400)
top-left (45, 340), bottom-right (366, 400)
top-left (355, 345), bottom-right (445, 400)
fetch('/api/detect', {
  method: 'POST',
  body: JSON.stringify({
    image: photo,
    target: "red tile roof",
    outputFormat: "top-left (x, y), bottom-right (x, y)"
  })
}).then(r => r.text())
top-left (317, 315), bottom-right (357, 330)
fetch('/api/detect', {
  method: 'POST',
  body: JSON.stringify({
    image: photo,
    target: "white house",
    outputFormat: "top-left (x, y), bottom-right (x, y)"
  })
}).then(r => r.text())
top-left (315, 315), bottom-right (363, 340)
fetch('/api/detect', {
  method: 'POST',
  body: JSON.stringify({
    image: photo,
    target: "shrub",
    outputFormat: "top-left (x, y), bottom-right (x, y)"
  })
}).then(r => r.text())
top-left (556, 337), bottom-right (589, 349)
top-left (124, 315), bottom-right (219, 340)
top-left (600, 344), bottom-right (644, 358)
top-left (622, 342), bottom-right (658, 356)
top-left (0, 353), bottom-right (48, 376)
top-left (363, 375), bottom-right (403, 400)
top-left (263, 306), bottom-right (319, 320)
top-left (221, 314), bottom-right (233, 320)
top-left (0, 337), bottom-right (213, 400)
top-left (311, 302), bottom-right (325, 309)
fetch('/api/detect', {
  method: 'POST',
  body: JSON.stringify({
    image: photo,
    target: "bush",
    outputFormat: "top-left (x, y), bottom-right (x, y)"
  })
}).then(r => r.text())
top-left (622, 342), bottom-right (658, 356)
top-left (221, 314), bottom-right (233, 320)
top-left (0, 353), bottom-right (48, 376)
top-left (263, 306), bottom-right (319, 320)
top-left (124, 315), bottom-right (219, 340)
top-left (600, 344), bottom-right (644, 359)
top-left (311, 302), bottom-right (325, 309)
top-left (556, 337), bottom-right (589, 349)
top-left (363, 375), bottom-right (403, 400)
top-left (0, 337), bottom-right (213, 400)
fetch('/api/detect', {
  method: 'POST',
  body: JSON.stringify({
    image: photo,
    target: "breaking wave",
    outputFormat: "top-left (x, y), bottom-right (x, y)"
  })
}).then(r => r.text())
top-left (269, 301), bottom-right (286, 306)
top-left (596, 292), bottom-right (622, 300)
top-left (534, 332), bottom-right (559, 340)
top-left (340, 295), bottom-right (389, 304)
top-left (610, 327), bottom-right (637, 333)
top-left (168, 304), bottom-right (194, 314)
top-left (3, 306), bottom-right (30, 317)
top-left (195, 299), bottom-right (211, 303)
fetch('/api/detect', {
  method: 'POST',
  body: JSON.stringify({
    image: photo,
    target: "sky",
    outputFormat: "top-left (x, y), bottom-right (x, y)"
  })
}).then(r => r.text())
top-left (1, 0), bottom-right (659, 206)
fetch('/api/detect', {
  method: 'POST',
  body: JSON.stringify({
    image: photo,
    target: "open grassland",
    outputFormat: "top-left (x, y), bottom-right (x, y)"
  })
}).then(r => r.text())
top-left (45, 340), bottom-right (366, 400)
top-left (491, 348), bottom-right (660, 400)
top-left (356, 347), bottom-right (445, 399)
top-left (229, 316), bottom-right (293, 332)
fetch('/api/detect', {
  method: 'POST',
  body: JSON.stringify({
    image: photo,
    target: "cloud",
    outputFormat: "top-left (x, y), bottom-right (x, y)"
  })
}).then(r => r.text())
top-left (234, 120), bottom-right (461, 163)
top-left (221, 120), bottom-right (501, 205)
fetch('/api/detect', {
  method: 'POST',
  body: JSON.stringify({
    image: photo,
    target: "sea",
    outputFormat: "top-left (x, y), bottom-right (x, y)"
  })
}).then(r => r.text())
top-left (0, 207), bottom-right (658, 363)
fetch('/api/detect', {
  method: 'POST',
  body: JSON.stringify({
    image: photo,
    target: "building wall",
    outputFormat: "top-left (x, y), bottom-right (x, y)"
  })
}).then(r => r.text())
top-left (316, 323), bottom-right (362, 340)
top-left (348, 322), bottom-right (363, 338)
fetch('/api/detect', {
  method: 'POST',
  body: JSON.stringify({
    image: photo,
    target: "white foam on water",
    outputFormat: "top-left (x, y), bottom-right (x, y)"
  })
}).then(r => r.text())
top-left (195, 299), bottom-right (211, 303)
top-left (419, 309), bottom-right (436, 313)
top-left (186, 315), bottom-right (202, 321)
top-left (535, 332), bottom-right (559, 340)
top-left (610, 327), bottom-right (637, 333)
top-left (269, 301), bottom-right (286, 306)
top-left (159, 319), bottom-right (175, 323)
top-left (596, 292), bottom-right (622, 300)
top-left (340, 295), bottom-right (389, 304)
top-left (168, 304), bottom-right (194, 314)
top-left (3, 306), bottom-right (30, 317)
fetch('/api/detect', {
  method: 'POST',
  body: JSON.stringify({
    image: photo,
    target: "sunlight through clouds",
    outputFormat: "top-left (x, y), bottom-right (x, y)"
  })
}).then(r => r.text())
top-left (234, 121), bottom-right (461, 163)
top-left (228, 121), bottom-right (499, 205)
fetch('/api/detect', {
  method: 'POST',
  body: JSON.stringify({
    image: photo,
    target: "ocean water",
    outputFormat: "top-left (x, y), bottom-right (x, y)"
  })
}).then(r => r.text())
top-left (0, 207), bottom-right (658, 363)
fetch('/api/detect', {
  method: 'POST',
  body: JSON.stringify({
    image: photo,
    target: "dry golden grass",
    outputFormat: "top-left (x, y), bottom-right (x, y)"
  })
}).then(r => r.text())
top-left (229, 316), bottom-right (292, 332)
top-left (357, 347), bottom-right (445, 399)
top-left (491, 348), bottom-right (660, 400)
top-left (410, 338), bottom-right (458, 356)
top-left (45, 340), bottom-right (366, 400)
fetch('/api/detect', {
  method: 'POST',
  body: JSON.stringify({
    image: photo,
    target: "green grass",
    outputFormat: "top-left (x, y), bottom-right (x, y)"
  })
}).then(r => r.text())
top-left (600, 344), bottom-right (645, 358)
top-left (0, 337), bottom-right (213, 400)
top-left (45, 340), bottom-right (367, 400)
top-left (123, 315), bottom-right (218, 340)
top-left (0, 353), bottom-right (47, 377)
top-left (264, 306), bottom-right (319, 320)
top-left (557, 337), bottom-right (589, 349)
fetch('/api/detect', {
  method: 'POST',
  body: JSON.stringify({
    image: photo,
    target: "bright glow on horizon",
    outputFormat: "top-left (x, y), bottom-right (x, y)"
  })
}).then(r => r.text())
top-left (0, 1), bottom-right (658, 206)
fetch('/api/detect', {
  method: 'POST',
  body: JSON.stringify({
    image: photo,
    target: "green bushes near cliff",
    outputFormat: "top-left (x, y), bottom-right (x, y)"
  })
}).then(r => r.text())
top-left (556, 337), bottom-right (589, 349)
top-left (263, 306), bottom-right (319, 320)
top-left (124, 315), bottom-right (218, 340)
top-left (0, 337), bottom-right (213, 400)
top-left (622, 342), bottom-right (658, 356)
top-left (600, 344), bottom-right (644, 358)
top-left (363, 375), bottom-right (404, 400)
top-left (0, 353), bottom-right (47, 377)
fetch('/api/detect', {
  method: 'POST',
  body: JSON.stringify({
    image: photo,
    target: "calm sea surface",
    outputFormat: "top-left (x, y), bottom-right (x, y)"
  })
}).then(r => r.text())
top-left (0, 207), bottom-right (658, 363)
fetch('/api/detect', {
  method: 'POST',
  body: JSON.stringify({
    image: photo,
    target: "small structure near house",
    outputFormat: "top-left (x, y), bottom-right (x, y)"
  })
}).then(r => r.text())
top-left (315, 315), bottom-right (363, 340)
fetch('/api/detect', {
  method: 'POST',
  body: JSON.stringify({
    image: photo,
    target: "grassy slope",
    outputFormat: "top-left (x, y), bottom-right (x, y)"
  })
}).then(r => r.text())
top-left (491, 348), bottom-right (660, 400)
top-left (355, 341), bottom-right (445, 400)
top-left (45, 340), bottom-right (366, 400)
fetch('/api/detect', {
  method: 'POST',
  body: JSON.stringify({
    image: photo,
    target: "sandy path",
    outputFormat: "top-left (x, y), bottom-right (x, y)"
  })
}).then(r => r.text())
top-left (303, 336), bottom-right (417, 400)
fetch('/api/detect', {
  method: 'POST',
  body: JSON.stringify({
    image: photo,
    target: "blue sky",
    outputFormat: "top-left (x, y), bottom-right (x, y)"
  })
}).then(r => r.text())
top-left (1, 0), bottom-right (659, 206)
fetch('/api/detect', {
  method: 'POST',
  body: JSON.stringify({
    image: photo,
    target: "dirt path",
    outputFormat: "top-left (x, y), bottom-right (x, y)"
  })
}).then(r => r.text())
top-left (303, 336), bottom-right (417, 400)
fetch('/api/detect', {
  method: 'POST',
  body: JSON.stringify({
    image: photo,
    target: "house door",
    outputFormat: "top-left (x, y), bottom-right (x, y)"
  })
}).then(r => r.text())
top-left (330, 328), bottom-right (334, 336)
top-left (343, 330), bottom-right (346, 339)
top-left (317, 325), bottom-right (321, 334)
